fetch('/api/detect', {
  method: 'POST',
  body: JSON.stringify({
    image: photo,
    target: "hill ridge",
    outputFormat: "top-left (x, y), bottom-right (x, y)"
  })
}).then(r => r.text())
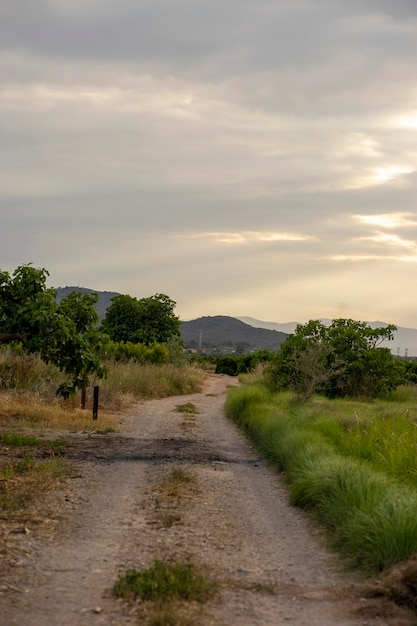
top-left (180, 315), bottom-right (287, 353)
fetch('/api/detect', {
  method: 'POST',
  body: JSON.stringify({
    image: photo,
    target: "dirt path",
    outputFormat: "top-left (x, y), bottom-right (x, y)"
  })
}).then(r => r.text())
top-left (1, 374), bottom-right (415, 625)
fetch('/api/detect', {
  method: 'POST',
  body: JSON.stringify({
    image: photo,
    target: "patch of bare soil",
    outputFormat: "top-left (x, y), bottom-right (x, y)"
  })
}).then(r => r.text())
top-left (1, 374), bottom-right (416, 625)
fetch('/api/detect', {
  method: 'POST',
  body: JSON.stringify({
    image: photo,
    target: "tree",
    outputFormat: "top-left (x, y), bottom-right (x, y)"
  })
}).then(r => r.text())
top-left (102, 293), bottom-right (181, 346)
top-left (267, 318), bottom-right (402, 400)
top-left (100, 295), bottom-right (141, 343)
top-left (0, 264), bottom-right (106, 397)
top-left (325, 319), bottom-right (398, 397)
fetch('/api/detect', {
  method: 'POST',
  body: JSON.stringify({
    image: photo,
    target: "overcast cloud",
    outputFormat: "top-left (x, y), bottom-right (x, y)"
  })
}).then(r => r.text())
top-left (1, 0), bottom-right (417, 330)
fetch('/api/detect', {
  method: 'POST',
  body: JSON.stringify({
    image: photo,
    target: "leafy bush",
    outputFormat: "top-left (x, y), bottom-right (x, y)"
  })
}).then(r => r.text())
top-left (214, 350), bottom-right (274, 376)
top-left (266, 318), bottom-right (405, 400)
top-left (102, 339), bottom-right (169, 364)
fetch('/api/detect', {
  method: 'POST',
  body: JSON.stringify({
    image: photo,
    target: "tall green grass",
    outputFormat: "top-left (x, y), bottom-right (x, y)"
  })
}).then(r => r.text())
top-left (225, 384), bottom-right (417, 574)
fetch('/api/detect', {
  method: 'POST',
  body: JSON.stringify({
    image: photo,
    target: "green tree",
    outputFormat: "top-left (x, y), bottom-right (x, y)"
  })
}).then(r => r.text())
top-left (326, 319), bottom-right (398, 397)
top-left (0, 264), bottom-right (106, 397)
top-left (267, 318), bottom-right (402, 400)
top-left (102, 293), bottom-right (181, 346)
top-left (100, 295), bottom-right (141, 343)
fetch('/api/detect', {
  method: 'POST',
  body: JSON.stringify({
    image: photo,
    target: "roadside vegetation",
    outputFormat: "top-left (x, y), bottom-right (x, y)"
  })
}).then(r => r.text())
top-left (0, 264), bottom-right (205, 548)
top-left (0, 347), bottom-right (203, 428)
top-left (0, 263), bottom-right (204, 431)
top-left (226, 382), bottom-right (417, 575)
top-left (224, 319), bottom-right (417, 582)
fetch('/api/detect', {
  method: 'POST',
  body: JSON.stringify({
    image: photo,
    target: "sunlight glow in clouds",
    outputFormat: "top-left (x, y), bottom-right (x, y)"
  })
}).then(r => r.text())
top-left (177, 231), bottom-right (312, 245)
top-left (354, 213), bottom-right (417, 229)
top-left (328, 254), bottom-right (417, 263)
top-left (398, 116), bottom-right (417, 129)
top-left (364, 233), bottom-right (416, 248)
top-left (373, 166), bottom-right (414, 183)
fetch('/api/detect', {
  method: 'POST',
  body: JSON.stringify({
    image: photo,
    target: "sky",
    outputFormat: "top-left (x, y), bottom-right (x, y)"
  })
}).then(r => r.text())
top-left (1, 0), bottom-right (417, 327)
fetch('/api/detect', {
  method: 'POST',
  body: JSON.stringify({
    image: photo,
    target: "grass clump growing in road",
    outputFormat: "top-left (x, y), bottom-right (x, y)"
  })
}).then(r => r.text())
top-left (225, 383), bottom-right (417, 574)
top-left (173, 402), bottom-right (199, 414)
top-left (174, 402), bottom-right (200, 428)
top-left (113, 560), bottom-right (216, 602)
top-left (151, 467), bottom-right (199, 528)
top-left (162, 467), bottom-right (197, 497)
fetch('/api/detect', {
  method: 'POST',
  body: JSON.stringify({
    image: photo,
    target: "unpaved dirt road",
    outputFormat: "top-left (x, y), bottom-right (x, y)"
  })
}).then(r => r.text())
top-left (1, 374), bottom-right (415, 625)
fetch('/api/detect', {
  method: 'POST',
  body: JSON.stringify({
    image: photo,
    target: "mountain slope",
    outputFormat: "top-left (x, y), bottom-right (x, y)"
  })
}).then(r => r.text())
top-left (181, 315), bottom-right (287, 353)
top-left (56, 287), bottom-right (119, 320)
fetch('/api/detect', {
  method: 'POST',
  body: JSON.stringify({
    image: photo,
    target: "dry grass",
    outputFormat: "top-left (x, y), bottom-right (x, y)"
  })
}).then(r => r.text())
top-left (0, 435), bottom-right (73, 580)
top-left (0, 351), bottom-right (206, 433)
top-left (160, 467), bottom-right (198, 498)
top-left (99, 363), bottom-right (205, 405)
top-left (0, 456), bottom-right (68, 517)
top-left (0, 392), bottom-right (120, 433)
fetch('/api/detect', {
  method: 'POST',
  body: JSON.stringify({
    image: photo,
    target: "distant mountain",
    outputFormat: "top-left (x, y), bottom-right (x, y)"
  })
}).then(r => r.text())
top-left (55, 287), bottom-right (119, 320)
top-left (238, 317), bottom-right (299, 335)
top-left (181, 316), bottom-right (287, 353)
top-left (238, 316), bottom-right (417, 357)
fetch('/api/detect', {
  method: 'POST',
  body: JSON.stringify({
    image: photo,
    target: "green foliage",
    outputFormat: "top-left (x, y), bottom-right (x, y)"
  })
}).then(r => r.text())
top-left (113, 560), bottom-right (216, 602)
top-left (226, 384), bottom-right (417, 573)
top-left (267, 318), bottom-right (403, 400)
top-left (402, 359), bottom-right (417, 384)
top-left (102, 293), bottom-right (181, 346)
top-left (214, 350), bottom-right (274, 376)
top-left (0, 264), bottom-right (106, 396)
top-left (102, 339), bottom-right (169, 364)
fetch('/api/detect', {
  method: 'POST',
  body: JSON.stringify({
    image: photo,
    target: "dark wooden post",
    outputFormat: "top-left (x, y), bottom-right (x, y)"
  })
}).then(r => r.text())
top-left (93, 386), bottom-right (99, 420)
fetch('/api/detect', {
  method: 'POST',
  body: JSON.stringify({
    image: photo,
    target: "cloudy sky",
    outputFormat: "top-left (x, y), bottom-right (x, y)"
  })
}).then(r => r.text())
top-left (1, 0), bottom-right (417, 327)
